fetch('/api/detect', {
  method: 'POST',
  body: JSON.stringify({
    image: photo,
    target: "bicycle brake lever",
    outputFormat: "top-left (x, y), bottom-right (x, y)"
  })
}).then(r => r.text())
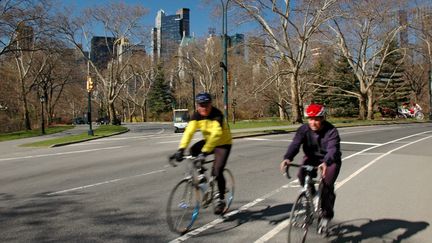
top-left (285, 165), bottom-right (291, 179)
top-left (168, 155), bottom-right (178, 167)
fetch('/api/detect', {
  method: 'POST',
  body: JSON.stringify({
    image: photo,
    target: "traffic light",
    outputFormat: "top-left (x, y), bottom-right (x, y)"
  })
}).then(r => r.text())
top-left (86, 76), bottom-right (94, 92)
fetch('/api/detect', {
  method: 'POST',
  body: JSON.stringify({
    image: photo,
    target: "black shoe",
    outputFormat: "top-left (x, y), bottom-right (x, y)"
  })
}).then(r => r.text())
top-left (214, 199), bottom-right (226, 215)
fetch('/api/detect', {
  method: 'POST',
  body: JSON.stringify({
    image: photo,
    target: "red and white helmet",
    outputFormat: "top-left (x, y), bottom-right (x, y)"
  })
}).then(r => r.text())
top-left (305, 103), bottom-right (326, 118)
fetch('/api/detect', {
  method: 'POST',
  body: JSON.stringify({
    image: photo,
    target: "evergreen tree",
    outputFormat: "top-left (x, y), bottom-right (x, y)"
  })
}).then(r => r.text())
top-left (310, 58), bottom-right (332, 105)
top-left (148, 66), bottom-right (174, 118)
top-left (375, 40), bottom-right (410, 109)
top-left (329, 56), bottom-right (359, 117)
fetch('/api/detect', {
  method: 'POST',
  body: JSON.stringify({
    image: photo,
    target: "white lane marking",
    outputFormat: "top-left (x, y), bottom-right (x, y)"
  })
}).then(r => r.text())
top-left (47, 169), bottom-right (165, 195)
top-left (158, 141), bottom-right (180, 144)
top-left (158, 138), bottom-right (200, 144)
top-left (335, 134), bottom-right (432, 189)
top-left (0, 146), bottom-right (126, 162)
top-left (253, 131), bottom-right (432, 242)
top-left (339, 127), bottom-right (396, 135)
top-left (244, 138), bottom-right (381, 146)
top-left (341, 141), bottom-right (382, 146)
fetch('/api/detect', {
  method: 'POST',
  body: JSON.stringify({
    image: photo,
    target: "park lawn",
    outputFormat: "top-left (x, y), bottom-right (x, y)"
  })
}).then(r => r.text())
top-left (229, 117), bottom-right (425, 130)
top-left (21, 125), bottom-right (128, 147)
top-left (229, 119), bottom-right (292, 129)
top-left (0, 125), bottom-right (74, 142)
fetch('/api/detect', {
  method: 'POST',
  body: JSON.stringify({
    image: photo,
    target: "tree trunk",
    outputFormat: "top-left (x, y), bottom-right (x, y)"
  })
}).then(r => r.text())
top-left (108, 101), bottom-right (118, 125)
top-left (358, 95), bottom-right (367, 120)
top-left (290, 74), bottom-right (302, 123)
top-left (367, 89), bottom-right (374, 120)
top-left (22, 95), bottom-right (31, 130)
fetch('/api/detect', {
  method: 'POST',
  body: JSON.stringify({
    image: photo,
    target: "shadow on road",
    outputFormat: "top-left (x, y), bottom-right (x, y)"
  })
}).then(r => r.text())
top-left (0, 192), bottom-right (168, 242)
top-left (191, 202), bottom-right (293, 238)
top-left (328, 218), bottom-right (429, 243)
top-left (224, 203), bottom-right (292, 226)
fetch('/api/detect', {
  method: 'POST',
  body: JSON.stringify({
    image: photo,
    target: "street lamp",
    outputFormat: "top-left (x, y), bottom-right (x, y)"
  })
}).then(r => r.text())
top-left (86, 76), bottom-right (94, 136)
top-left (220, 0), bottom-right (230, 121)
top-left (39, 94), bottom-right (46, 135)
top-left (429, 69), bottom-right (432, 120)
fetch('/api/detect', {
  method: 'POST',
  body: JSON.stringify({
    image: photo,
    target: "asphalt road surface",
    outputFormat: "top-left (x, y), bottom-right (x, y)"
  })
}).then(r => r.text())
top-left (0, 123), bottom-right (431, 242)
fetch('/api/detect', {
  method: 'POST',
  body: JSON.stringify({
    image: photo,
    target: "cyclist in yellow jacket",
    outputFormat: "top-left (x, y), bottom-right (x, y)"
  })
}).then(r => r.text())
top-left (172, 92), bottom-right (232, 215)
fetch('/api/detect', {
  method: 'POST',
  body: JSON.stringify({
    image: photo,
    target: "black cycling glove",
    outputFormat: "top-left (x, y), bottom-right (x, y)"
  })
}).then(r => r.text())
top-left (174, 148), bottom-right (185, 162)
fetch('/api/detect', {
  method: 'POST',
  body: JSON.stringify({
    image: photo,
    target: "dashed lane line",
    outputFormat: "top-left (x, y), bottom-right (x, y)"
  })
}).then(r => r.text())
top-left (47, 169), bottom-right (165, 196)
top-left (0, 146), bottom-right (126, 162)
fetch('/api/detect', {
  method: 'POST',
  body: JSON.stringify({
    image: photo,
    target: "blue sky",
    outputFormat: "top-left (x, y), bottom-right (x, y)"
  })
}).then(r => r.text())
top-left (58, 0), bottom-right (224, 38)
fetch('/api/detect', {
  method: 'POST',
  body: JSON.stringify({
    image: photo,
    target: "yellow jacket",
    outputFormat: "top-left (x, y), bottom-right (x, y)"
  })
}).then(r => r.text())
top-left (179, 107), bottom-right (232, 153)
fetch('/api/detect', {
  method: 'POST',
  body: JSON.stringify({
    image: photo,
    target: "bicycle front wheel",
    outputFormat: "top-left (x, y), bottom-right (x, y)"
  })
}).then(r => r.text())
top-left (288, 192), bottom-right (310, 243)
top-left (166, 179), bottom-right (201, 234)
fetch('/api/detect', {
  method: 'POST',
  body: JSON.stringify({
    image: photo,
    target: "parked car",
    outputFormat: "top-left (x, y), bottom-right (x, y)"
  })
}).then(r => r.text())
top-left (96, 117), bottom-right (109, 125)
top-left (72, 117), bottom-right (85, 125)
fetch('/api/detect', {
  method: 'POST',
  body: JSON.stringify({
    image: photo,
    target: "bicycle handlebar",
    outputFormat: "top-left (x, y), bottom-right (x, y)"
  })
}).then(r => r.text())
top-left (168, 155), bottom-right (214, 168)
top-left (285, 164), bottom-right (319, 179)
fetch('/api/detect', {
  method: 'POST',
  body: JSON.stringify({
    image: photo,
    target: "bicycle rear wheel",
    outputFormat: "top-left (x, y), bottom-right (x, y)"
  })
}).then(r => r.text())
top-left (166, 179), bottom-right (201, 234)
top-left (288, 193), bottom-right (310, 243)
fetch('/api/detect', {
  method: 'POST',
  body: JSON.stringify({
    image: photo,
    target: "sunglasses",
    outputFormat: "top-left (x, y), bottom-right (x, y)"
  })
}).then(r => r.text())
top-left (197, 103), bottom-right (211, 108)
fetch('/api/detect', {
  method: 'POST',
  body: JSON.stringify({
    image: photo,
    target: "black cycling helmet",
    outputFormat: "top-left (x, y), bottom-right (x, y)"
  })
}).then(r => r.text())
top-left (195, 92), bottom-right (212, 104)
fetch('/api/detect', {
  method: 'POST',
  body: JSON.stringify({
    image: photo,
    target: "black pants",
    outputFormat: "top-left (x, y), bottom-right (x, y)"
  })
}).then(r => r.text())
top-left (190, 140), bottom-right (232, 200)
top-left (298, 159), bottom-right (341, 219)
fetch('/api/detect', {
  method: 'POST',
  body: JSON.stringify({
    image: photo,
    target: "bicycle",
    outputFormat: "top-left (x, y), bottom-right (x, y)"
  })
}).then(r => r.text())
top-left (286, 164), bottom-right (327, 243)
top-left (166, 155), bottom-right (235, 234)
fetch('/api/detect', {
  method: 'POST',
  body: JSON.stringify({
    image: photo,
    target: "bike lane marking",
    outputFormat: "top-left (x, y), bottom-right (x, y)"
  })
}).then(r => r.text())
top-left (47, 169), bottom-right (166, 196)
top-left (244, 138), bottom-right (382, 146)
top-left (168, 130), bottom-right (431, 243)
top-left (254, 131), bottom-right (432, 242)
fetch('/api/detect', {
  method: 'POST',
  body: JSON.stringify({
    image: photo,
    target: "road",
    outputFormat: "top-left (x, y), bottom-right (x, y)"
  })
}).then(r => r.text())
top-left (0, 123), bottom-right (431, 242)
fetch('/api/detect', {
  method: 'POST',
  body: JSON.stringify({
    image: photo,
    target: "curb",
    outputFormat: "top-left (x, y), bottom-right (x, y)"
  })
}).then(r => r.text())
top-left (49, 129), bottom-right (130, 148)
top-left (48, 120), bottom-right (430, 147)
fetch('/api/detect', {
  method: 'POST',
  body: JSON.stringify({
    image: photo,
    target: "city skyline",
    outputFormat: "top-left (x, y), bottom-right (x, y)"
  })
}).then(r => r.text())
top-left (59, 0), bottom-right (224, 38)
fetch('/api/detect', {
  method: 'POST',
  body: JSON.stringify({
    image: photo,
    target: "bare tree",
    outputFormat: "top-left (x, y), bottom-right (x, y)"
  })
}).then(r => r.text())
top-left (232, 0), bottom-right (338, 123)
top-left (328, 0), bottom-right (406, 119)
top-left (55, 2), bottom-right (149, 124)
top-left (121, 53), bottom-right (154, 122)
top-left (409, 0), bottom-right (432, 114)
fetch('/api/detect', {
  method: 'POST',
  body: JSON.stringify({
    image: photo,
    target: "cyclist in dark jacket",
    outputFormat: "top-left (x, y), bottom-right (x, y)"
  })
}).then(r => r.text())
top-left (280, 103), bottom-right (341, 229)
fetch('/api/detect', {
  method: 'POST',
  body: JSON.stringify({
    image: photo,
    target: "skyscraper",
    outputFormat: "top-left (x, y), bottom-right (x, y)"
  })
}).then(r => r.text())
top-left (90, 36), bottom-right (115, 70)
top-left (152, 8), bottom-right (190, 62)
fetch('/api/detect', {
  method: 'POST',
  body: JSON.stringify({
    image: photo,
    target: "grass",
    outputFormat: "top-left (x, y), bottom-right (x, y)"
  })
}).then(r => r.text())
top-left (229, 117), bottom-right (427, 131)
top-left (0, 125), bottom-right (74, 142)
top-left (229, 119), bottom-right (293, 129)
top-left (21, 125), bottom-right (128, 147)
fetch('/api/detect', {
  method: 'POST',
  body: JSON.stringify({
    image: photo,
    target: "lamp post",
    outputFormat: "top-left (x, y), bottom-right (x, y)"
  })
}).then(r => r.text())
top-left (39, 94), bottom-right (46, 135)
top-left (429, 69), bottom-right (432, 120)
top-left (220, 0), bottom-right (230, 120)
top-left (86, 76), bottom-right (94, 136)
top-left (192, 76), bottom-right (196, 111)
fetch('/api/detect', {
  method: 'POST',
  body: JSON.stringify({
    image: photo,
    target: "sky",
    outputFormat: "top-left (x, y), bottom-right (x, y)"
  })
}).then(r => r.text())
top-left (58, 0), bottom-right (226, 38)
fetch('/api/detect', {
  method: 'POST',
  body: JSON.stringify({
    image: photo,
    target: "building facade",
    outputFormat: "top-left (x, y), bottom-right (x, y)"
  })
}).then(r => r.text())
top-left (90, 36), bottom-right (115, 70)
top-left (152, 8), bottom-right (190, 62)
